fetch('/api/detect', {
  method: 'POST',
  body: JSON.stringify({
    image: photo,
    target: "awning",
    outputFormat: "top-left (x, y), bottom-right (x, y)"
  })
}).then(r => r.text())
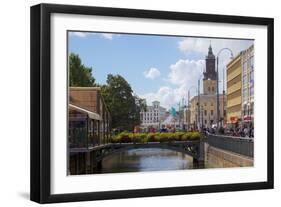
top-left (69, 104), bottom-right (102, 120)
top-left (228, 116), bottom-right (238, 124)
top-left (243, 115), bottom-right (253, 122)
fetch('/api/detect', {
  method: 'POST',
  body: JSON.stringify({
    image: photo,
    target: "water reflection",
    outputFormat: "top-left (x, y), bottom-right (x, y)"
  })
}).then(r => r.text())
top-left (94, 148), bottom-right (196, 174)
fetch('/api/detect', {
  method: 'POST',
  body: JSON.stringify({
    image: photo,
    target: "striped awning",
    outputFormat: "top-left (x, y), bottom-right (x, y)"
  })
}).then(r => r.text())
top-left (69, 104), bottom-right (102, 120)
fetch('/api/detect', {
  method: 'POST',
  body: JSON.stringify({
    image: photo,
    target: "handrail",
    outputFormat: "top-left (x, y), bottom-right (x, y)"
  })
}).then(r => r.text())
top-left (204, 132), bottom-right (254, 157)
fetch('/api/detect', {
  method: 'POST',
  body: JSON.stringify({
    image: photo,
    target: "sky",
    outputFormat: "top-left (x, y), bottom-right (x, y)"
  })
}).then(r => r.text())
top-left (68, 31), bottom-right (253, 110)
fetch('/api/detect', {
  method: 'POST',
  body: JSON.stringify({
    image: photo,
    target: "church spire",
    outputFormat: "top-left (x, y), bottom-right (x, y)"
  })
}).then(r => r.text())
top-left (204, 43), bottom-right (216, 80)
top-left (208, 42), bottom-right (214, 57)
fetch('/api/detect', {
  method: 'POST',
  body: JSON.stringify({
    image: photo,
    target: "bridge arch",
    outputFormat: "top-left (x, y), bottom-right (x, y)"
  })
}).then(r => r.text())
top-left (92, 141), bottom-right (203, 163)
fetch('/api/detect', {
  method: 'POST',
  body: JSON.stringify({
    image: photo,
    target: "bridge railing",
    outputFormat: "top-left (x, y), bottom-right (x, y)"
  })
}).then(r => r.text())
top-left (204, 133), bottom-right (254, 158)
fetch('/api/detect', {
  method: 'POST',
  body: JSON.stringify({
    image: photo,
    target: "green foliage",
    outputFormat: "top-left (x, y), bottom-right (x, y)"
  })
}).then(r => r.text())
top-left (101, 74), bottom-right (147, 131)
top-left (190, 132), bottom-right (201, 140)
top-left (111, 132), bottom-right (201, 143)
top-left (69, 53), bottom-right (96, 87)
top-left (68, 54), bottom-right (147, 132)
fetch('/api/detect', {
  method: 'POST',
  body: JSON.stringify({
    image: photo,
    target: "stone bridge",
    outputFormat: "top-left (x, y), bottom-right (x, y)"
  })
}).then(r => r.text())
top-left (69, 134), bottom-right (254, 174)
top-left (69, 140), bottom-right (205, 173)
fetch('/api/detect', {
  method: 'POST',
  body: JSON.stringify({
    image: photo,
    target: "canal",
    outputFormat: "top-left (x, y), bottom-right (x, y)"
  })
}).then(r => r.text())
top-left (93, 148), bottom-right (205, 174)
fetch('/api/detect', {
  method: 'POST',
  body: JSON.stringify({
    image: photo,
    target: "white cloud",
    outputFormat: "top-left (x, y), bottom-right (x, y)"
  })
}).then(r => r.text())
top-left (69, 32), bottom-right (88, 38)
top-left (100, 33), bottom-right (114, 40)
top-left (140, 59), bottom-right (203, 109)
top-left (69, 32), bottom-right (117, 40)
top-left (178, 37), bottom-right (254, 87)
top-left (143, 67), bottom-right (161, 79)
top-left (168, 59), bottom-right (204, 85)
top-left (140, 86), bottom-right (177, 110)
top-left (140, 84), bottom-right (192, 110)
top-left (178, 37), bottom-right (253, 57)
top-left (141, 38), bottom-right (254, 109)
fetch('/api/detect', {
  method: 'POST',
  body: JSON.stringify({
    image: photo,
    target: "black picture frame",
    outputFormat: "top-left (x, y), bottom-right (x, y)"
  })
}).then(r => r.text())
top-left (30, 3), bottom-right (274, 204)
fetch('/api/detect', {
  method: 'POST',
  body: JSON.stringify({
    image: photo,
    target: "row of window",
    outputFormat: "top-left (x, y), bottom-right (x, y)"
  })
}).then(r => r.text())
top-left (242, 103), bottom-right (254, 116)
top-left (202, 110), bottom-right (225, 117)
top-left (242, 55), bottom-right (254, 103)
top-left (142, 117), bottom-right (159, 121)
top-left (142, 119), bottom-right (159, 123)
top-left (207, 86), bottom-right (215, 92)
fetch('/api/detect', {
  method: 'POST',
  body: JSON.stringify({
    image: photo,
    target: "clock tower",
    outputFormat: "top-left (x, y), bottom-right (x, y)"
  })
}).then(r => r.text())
top-left (203, 44), bottom-right (217, 95)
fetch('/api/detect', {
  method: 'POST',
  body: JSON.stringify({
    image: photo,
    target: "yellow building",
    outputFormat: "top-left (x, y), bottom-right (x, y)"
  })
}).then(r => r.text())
top-left (226, 54), bottom-right (242, 125)
top-left (189, 94), bottom-right (225, 129)
top-left (188, 45), bottom-right (226, 129)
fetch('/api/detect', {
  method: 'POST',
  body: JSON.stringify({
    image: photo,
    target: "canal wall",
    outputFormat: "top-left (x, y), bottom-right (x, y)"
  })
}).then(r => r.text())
top-left (204, 143), bottom-right (253, 168)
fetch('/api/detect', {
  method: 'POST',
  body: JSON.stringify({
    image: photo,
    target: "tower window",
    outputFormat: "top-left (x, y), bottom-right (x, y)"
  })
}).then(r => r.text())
top-left (212, 86), bottom-right (214, 91)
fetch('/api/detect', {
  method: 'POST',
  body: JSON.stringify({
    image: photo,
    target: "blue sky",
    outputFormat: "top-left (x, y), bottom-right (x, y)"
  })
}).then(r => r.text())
top-left (69, 31), bottom-right (253, 109)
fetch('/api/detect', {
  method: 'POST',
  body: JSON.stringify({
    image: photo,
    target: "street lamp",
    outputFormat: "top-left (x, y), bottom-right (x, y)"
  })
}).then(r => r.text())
top-left (188, 85), bottom-right (197, 130)
top-left (216, 48), bottom-right (234, 131)
top-left (197, 64), bottom-right (205, 131)
top-left (197, 73), bottom-right (204, 131)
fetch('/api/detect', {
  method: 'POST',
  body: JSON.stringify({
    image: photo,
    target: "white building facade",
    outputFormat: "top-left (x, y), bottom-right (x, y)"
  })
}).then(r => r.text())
top-left (140, 101), bottom-right (166, 129)
top-left (241, 45), bottom-right (254, 126)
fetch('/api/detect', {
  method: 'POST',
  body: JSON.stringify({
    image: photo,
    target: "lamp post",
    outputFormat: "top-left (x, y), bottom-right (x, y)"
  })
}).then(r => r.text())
top-left (188, 85), bottom-right (197, 130)
top-left (197, 66), bottom-right (204, 131)
top-left (216, 48), bottom-right (234, 132)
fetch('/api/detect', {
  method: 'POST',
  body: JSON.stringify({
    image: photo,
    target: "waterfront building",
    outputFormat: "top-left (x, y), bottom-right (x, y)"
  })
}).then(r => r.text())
top-left (140, 101), bottom-right (167, 130)
top-left (68, 87), bottom-right (111, 175)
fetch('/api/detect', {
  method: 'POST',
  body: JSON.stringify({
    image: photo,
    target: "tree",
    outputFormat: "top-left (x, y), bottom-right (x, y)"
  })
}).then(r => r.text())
top-left (101, 74), bottom-right (146, 131)
top-left (69, 53), bottom-right (96, 86)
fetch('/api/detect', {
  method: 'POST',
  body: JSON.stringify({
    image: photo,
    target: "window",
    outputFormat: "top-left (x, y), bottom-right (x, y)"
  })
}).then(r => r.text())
top-left (243, 74), bottom-right (247, 84)
top-left (211, 110), bottom-right (213, 116)
top-left (208, 87), bottom-right (210, 92)
top-left (250, 71), bottom-right (254, 82)
top-left (204, 110), bottom-right (207, 116)
top-left (243, 104), bottom-right (247, 116)
top-left (243, 61), bottom-right (247, 72)
top-left (250, 86), bottom-right (254, 97)
top-left (212, 86), bottom-right (214, 92)
top-left (250, 56), bottom-right (254, 68)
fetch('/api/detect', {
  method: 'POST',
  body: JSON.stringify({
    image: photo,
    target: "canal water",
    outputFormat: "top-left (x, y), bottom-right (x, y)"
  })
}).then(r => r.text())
top-left (93, 148), bottom-right (203, 174)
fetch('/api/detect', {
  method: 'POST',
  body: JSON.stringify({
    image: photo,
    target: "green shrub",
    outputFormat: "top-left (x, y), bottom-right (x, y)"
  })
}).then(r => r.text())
top-left (181, 133), bottom-right (191, 141)
top-left (190, 132), bottom-right (201, 140)
top-left (147, 133), bottom-right (157, 142)
top-left (110, 131), bottom-right (201, 143)
top-left (174, 132), bottom-right (185, 141)
top-left (159, 133), bottom-right (169, 142)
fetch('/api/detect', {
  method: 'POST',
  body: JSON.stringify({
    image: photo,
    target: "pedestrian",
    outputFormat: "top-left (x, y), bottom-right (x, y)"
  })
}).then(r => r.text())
top-left (243, 127), bottom-right (249, 137)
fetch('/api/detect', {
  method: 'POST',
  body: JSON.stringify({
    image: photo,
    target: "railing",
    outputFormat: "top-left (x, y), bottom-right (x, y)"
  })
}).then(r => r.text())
top-left (204, 133), bottom-right (254, 158)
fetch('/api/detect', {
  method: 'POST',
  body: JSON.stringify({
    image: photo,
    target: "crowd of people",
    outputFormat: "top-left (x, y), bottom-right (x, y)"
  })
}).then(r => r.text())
top-left (205, 125), bottom-right (254, 138)
top-left (134, 124), bottom-right (254, 138)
